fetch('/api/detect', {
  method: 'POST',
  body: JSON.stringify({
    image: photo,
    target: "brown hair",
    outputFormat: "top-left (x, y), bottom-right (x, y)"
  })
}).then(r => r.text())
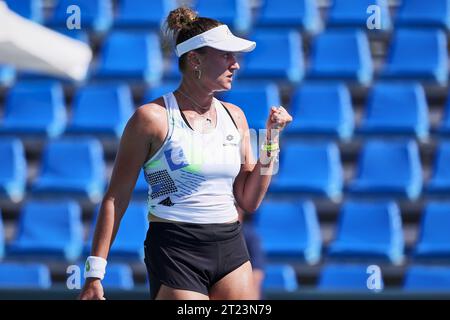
top-left (165, 7), bottom-right (222, 72)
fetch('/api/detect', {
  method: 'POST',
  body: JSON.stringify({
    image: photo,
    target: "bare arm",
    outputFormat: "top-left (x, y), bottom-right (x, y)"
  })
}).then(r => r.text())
top-left (224, 102), bottom-right (292, 213)
top-left (79, 102), bottom-right (165, 300)
top-left (90, 105), bottom-right (160, 259)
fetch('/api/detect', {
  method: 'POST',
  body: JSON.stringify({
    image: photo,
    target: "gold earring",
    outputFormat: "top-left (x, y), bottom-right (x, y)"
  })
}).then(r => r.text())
top-left (195, 67), bottom-right (201, 80)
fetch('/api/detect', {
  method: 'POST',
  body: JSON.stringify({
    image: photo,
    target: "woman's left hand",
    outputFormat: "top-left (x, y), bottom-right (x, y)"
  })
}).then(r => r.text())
top-left (266, 106), bottom-right (293, 131)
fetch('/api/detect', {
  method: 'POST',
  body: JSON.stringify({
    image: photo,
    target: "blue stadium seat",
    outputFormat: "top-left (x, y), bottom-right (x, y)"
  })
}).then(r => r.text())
top-left (32, 138), bottom-right (106, 202)
top-left (67, 83), bottom-right (134, 137)
top-left (133, 170), bottom-right (148, 196)
top-left (85, 202), bottom-right (148, 260)
top-left (143, 82), bottom-right (180, 103)
top-left (80, 263), bottom-right (134, 290)
top-left (0, 210), bottom-right (4, 260)
top-left (8, 200), bottom-right (83, 261)
top-left (0, 81), bottom-right (66, 138)
top-left (382, 29), bottom-right (447, 85)
top-left (255, 0), bottom-right (321, 32)
top-left (263, 264), bottom-right (299, 292)
top-left (0, 263), bottom-right (51, 289)
top-left (286, 82), bottom-right (354, 139)
top-left (358, 82), bottom-right (429, 139)
top-left (427, 143), bottom-right (450, 194)
top-left (318, 264), bottom-right (384, 292)
top-left (254, 200), bottom-right (321, 264)
top-left (328, 201), bottom-right (404, 264)
top-left (404, 266), bottom-right (450, 292)
top-left (239, 30), bottom-right (303, 83)
top-left (396, 0), bottom-right (450, 29)
top-left (414, 202), bottom-right (450, 258)
top-left (0, 66), bottom-right (15, 86)
top-left (327, 0), bottom-right (391, 30)
top-left (0, 138), bottom-right (26, 203)
top-left (47, 0), bottom-right (113, 32)
top-left (308, 29), bottom-right (373, 85)
top-left (115, 0), bottom-right (176, 29)
top-left (439, 95), bottom-right (450, 134)
top-left (221, 82), bottom-right (281, 131)
top-left (270, 141), bottom-right (343, 199)
top-left (164, 53), bottom-right (182, 80)
top-left (96, 31), bottom-right (163, 85)
top-left (194, 0), bottom-right (252, 33)
top-left (5, 0), bottom-right (43, 23)
top-left (348, 140), bottom-right (423, 200)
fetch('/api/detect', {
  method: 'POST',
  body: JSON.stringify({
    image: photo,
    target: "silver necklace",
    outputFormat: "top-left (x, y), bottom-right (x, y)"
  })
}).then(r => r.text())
top-left (177, 89), bottom-right (214, 127)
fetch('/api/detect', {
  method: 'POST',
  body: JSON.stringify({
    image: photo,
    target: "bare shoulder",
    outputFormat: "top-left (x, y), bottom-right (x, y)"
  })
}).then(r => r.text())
top-left (220, 100), bottom-right (248, 129)
top-left (131, 97), bottom-right (167, 134)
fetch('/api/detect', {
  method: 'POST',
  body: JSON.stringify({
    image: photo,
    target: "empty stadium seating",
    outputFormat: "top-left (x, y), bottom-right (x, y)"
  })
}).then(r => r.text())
top-left (84, 202), bottom-right (149, 260)
top-left (5, 0), bottom-right (43, 23)
top-left (414, 202), bottom-right (450, 259)
top-left (46, 0), bottom-right (113, 32)
top-left (263, 264), bottom-right (299, 292)
top-left (2, 0), bottom-right (450, 296)
top-left (396, 0), bottom-right (450, 29)
top-left (32, 138), bottom-right (106, 202)
top-left (318, 264), bottom-right (384, 292)
top-left (270, 141), bottom-right (343, 199)
top-left (0, 66), bottom-right (15, 86)
top-left (0, 138), bottom-right (26, 203)
top-left (0, 210), bottom-right (3, 260)
top-left (8, 200), bottom-right (83, 261)
top-left (404, 266), bottom-right (450, 291)
top-left (308, 29), bottom-right (373, 85)
top-left (439, 94), bottom-right (450, 134)
top-left (348, 140), bottom-right (423, 200)
top-left (221, 82), bottom-right (280, 131)
top-left (143, 82), bottom-right (180, 103)
top-left (193, 0), bottom-right (252, 33)
top-left (286, 82), bottom-right (354, 139)
top-left (66, 83), bottom-right (134, 137)
top-left (238, 29), bottom-right (303, 83)
top-left (427, 142), bottom-right (450, 194)
top-left (0, 81), bottom-right (66, 138)
top-left (358, 82), bottom-right (429, 139)
top-left (255, 0), bottom-right (321, 32)
top-left (254, 200), bottom-right (321, 264)
top-left (328, 201), bottom-right (404, 264)
top-left (95, 31), bottom-right (163, 85)
top-left (382, 29), bottom-right (448, 85)
top-left (114, 0), bottom-right (176, 29)
top-left (79, 263), bottom-right (135, 290)
top-left (327, 0), bottom-right (391, 30)
top-left (133, 170), bottom-right (149, 197)
top-left (0, 263), bottom-right (51, 289)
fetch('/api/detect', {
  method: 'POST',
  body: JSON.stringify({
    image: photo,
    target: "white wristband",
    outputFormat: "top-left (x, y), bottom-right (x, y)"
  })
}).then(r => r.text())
top-left (84, 256), bottom-right (107, 280)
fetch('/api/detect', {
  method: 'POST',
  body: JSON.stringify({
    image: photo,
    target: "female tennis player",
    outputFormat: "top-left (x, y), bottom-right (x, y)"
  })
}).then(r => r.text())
top-left (79, 7), bottom-right (292, 300)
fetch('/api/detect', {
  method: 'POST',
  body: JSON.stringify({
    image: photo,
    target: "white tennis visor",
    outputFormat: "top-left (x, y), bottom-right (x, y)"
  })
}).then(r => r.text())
top-left (175, 25), bottom-right (256, 57)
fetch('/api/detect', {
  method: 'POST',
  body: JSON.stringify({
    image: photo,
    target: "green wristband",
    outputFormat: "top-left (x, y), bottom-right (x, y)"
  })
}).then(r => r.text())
top-left (261, 142), bottom-right (279, 152)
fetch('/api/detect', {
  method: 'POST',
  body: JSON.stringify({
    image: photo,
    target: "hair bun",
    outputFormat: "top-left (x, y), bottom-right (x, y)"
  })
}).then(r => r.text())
top-left (167, 7), bottom-right (198, 33)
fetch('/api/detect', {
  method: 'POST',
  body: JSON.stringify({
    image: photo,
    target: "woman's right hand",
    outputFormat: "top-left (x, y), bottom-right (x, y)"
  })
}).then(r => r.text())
top-left (78, 278), bottom-right (105, 300)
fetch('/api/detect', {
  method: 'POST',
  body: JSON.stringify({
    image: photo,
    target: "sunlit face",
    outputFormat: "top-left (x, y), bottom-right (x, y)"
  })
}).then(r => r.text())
top-left (195, 47), bottom-right (240, 92)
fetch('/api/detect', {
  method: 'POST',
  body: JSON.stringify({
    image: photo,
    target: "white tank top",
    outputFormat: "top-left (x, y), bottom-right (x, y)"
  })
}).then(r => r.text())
top-left (142, 92), bottom-right (242, 224)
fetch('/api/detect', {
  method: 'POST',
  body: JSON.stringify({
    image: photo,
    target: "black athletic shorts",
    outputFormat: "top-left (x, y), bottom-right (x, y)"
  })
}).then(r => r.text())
top-left (143, 220), bottom-right (250, 299)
